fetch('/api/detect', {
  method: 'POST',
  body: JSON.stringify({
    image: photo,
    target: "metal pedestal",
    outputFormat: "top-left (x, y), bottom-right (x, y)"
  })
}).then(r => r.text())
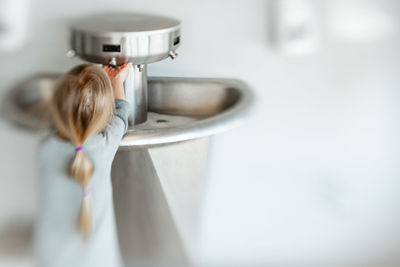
top-left (111, 138), bottom-right (209, 266)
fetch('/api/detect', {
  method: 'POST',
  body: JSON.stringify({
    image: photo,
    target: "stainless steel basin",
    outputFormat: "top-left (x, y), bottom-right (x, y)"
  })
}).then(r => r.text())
top-left (2, 75), bottom-right (252, 147)
top-left (2, 75), bottom-right (253, 266)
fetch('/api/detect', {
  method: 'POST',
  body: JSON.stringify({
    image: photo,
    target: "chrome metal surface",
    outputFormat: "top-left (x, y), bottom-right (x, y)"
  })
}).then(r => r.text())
top-left (169, 50), bottom-right (178, 59)
top-left (108, 57), bottom-right (117, 67)
top-left (125, 65), bottom-right (148, 125)
top-left (2, 75), bottom-right (253, 147)
top-left (111, 138), bottom-right (209, 266)
top-left (66, 49), bottom-right (76, 58)
top-left (137, 64), bottom-right (144, 72)
top-left (70, 13), bottom-right (181, 65)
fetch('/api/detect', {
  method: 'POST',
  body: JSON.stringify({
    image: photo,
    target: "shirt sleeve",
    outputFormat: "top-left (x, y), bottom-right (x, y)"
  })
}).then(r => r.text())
top-left (100, 99), bottom-right (131, 154)
top-left (114, 99), bottom-right (130, 136)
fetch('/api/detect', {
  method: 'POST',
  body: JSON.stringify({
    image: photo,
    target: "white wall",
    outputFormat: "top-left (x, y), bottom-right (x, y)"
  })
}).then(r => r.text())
top-left (1, 0), bottom-right (400, 266)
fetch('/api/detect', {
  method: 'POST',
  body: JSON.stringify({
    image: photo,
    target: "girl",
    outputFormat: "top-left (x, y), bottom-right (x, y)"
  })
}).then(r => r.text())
top-left (36, 63), bottom-right (132, 267)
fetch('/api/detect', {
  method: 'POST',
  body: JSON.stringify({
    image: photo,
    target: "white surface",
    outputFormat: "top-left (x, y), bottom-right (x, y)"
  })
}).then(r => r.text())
top-left (270, 0), bottom-right (322, 55)
top-left (0, 0), bottom-right (30, 51)
top-left (0, 0), bottom-right (400, 266)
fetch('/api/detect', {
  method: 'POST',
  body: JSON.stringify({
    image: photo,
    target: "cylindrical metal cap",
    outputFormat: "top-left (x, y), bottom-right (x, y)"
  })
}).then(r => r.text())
top-left (70, 13), bottom-right (181, 65)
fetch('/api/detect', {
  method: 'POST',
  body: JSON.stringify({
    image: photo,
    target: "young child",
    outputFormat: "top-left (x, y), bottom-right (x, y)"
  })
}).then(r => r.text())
top-left (36, 63), bottom-right (132, 267)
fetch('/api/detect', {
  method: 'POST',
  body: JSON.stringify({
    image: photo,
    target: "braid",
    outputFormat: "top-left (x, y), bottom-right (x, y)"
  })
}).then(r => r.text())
top-left (50, 64), bottom-right (115, 239)
top-left (70, 145), bottom-right (93, 239)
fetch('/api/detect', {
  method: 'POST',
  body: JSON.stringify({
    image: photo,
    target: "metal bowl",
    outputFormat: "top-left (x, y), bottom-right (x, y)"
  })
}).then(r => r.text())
top-left (2, 75), bottom-right (253, 147)
top-left (70, 13), bottom-right (181, 65)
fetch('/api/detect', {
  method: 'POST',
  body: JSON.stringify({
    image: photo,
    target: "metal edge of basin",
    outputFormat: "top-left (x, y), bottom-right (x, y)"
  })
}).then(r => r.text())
top-left (1, 75), bottom-right (254, 148)
top-left (121, 77), bottom-right (254, 148)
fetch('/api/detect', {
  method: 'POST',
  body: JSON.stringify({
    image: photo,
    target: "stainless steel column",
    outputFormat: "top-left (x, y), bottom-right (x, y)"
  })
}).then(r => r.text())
top-left (125, 65), bottom-right (148, 125)
top-left (111, 138), bottom-right (209, 266)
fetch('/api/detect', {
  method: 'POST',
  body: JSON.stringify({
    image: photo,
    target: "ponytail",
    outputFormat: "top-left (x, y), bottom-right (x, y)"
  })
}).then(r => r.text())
top-left (50, 64), bottom-right (115, 240)
top-left (70, 147), bottom-right (94, 239)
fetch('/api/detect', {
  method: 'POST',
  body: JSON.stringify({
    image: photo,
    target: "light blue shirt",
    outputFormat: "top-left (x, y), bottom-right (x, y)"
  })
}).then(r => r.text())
top-left (35, 99), bottom-right (130, 267)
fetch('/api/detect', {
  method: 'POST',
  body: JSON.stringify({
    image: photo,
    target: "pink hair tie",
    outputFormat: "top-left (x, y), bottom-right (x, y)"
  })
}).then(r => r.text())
top-left (75, 146), bottom-right (83, 152)
top-left (83, 188), bottom-right (91, 198)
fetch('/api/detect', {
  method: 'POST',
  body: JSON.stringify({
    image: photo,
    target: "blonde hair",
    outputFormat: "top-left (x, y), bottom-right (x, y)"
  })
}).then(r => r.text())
top-left (51, 64), bottom-right (114, 239)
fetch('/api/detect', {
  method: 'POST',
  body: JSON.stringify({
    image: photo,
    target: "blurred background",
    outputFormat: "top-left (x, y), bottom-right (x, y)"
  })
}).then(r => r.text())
top-left (1, 0), bottom-right (400, 266)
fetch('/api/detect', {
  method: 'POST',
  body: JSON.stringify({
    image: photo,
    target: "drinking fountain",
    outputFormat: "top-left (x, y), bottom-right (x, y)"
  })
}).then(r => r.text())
top-left (70, 13), bottom-right (181, 125)
top-left (1, 13), bottom-right (253, 267)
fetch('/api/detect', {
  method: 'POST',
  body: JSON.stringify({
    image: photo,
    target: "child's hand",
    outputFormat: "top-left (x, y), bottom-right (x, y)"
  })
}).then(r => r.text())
top-left (103, 63), bottom-right (132, 84)
top-left (103, 63), bottom-right (132, 100)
